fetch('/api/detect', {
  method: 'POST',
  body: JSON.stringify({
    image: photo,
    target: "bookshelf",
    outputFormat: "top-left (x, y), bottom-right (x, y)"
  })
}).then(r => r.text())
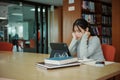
top-left (81, 0), bottom-right (112, 44)
top-left (101, 2), bottom-right (112, 45)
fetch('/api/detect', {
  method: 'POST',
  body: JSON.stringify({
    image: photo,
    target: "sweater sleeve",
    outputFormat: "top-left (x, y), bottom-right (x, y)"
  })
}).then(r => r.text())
top-left (69, 38), bottom-right (78, 56)
top-left (79, 34), bottom-right (100, 59)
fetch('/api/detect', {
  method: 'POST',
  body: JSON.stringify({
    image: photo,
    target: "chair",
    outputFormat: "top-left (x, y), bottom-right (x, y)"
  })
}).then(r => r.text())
top-left (30, 39), bottom-right (35, 48)
top-left (0, 42), bottom-right (13, 51)
top-left (101, 44), bottom-right (116, 61)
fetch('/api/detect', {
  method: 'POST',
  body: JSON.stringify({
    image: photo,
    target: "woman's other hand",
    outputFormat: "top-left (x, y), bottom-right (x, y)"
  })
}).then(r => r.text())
top-left (85, 27), bottom-right (90, 37)
top-left (72, 32), bottom-right (76, 39)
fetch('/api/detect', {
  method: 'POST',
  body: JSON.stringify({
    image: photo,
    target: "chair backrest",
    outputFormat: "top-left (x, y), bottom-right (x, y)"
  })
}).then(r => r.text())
top-left (101, 44), bottom-right (116, 61)
top-left (30, 39), bottom-right (35, 48)
top-left (0, 42), bottom-right (13, 51)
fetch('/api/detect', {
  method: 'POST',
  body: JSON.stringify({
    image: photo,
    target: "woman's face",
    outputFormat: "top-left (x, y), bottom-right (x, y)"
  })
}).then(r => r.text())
top-left (73, 26), bottom-right (85, 38)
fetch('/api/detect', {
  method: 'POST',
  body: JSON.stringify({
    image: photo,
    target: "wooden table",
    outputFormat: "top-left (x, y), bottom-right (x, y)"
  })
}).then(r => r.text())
top-left (0, 51), bottom-right (120, 80)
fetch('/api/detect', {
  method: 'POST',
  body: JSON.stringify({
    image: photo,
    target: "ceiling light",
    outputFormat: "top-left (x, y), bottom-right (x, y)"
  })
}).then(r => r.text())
top-left (0, 17), bottom-right (7, 20)
top-left (11, 13), bottom-right (23, 16)
top-left (30, 8), bottom-right (40, 12)
top-left (30, 8), bottom-right (45, 12)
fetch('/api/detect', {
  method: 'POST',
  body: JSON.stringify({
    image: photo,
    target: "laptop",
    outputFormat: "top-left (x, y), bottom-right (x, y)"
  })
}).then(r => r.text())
top-left (50, 43), bottom-right (71, 58)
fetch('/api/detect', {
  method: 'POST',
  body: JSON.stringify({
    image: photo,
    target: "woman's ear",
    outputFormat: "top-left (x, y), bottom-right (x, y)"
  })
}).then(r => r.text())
top-left (86, 27), bottom-right (89, 32)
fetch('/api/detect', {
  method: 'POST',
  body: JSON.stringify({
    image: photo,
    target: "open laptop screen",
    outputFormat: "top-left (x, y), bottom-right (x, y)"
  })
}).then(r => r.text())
top-left (50, 43), bottom-right (71, 58)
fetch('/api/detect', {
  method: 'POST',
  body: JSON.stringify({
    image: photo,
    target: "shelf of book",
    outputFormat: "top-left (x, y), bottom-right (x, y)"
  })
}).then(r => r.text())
top-left (81, 0), bottom-right (112, 45)
top-left (101, 2), bottom-right (112, 45)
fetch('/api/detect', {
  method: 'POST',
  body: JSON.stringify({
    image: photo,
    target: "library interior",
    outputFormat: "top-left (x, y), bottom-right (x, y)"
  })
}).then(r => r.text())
top-left (0, 0), bottom-right (120, 80)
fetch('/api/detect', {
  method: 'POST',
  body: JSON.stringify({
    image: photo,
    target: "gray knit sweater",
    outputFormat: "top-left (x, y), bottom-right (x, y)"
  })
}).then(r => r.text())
top-left (69, 34), bottom-right (105, 61)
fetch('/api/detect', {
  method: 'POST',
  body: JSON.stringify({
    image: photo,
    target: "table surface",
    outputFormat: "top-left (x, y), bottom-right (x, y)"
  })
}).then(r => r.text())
top-left (0, 51), bottom-right (120, 80)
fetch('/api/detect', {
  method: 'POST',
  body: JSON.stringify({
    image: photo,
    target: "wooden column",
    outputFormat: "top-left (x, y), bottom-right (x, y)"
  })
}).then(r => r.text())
top-left (112, 0), bottom-right (120, 62)
top-left (63, 0), bottom-right (82, 45)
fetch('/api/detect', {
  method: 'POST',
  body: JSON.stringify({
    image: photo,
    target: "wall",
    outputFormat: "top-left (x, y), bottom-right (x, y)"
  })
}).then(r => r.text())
top-left (63, 0), bottom-right (82, 45)
top-left (50, 6), bottom-right (62, 43)
top-left (112, 0), bottom-right (120, 62)
top-left (54, 7), bottom-right (62, 42)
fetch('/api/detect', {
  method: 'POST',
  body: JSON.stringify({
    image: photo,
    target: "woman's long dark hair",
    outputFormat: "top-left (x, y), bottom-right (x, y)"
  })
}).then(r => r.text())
top-left (73, 18), bottom-right (95, 36)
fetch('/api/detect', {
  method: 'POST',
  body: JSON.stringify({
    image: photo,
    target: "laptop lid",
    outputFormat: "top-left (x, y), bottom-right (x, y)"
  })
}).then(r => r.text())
top-left (50, 43), bottom-right (71, 58)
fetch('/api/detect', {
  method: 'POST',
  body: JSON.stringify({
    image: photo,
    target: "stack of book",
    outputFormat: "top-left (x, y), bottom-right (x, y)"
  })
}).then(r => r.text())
top-left (37, 57), bottom-right (80, 70)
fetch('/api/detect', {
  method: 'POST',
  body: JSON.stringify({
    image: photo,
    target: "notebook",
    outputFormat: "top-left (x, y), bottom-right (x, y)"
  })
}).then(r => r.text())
top-left (37, 62), bottom-right (81, 70)
top-left (50, 43), bottom-right (71, 58)
top-left (44, 57), bottom-right (78, 65)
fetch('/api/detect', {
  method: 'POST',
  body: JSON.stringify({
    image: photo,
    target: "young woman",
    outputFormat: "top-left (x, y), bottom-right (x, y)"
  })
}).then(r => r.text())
top-left (69, 18), bottom-right (105, 61)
